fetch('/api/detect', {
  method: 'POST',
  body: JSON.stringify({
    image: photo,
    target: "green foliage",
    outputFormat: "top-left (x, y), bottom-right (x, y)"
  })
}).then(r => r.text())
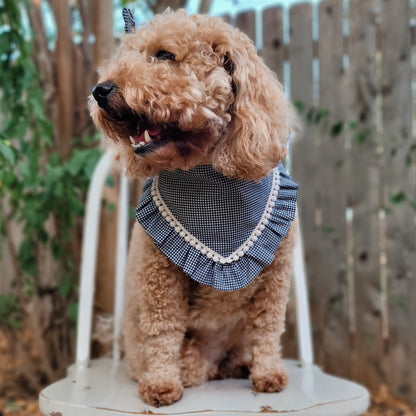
top-left (295, 101), bottom-right (416, 213)
top-left (294, 102), bottom-right (331, 126)
top-left (294, 100), bottom-right (373, 143)
top-left (319, 225), bottom-right (336, 235)
top-left (107, 202), bottom-right (116, 213)
top-left (0, 294), bottom-right (22, 330)
top-left (129, 206), bottom-right (137, 219)
top-left (0, 1), bottom-right (101, 330)
top-left (389, 191), bottom-right (407, 205)
top-left (58, 273), bottom-right (78, 298)
top-left (9, 142), bottom-right (101, 275)
top-left (405, 142), bottom-right (416, 166)
top-left (352, 128), bottom-right (371, 145)
top-left (67, 302), bottom-right (79, 326)
top-left (106, 174), bottom-right (115, 188)
top-left (330, 121), bottom-right (344, 137)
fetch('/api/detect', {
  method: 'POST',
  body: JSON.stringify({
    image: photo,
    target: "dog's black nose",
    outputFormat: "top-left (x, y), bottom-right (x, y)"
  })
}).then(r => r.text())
top-left (92, 81), bottom-right (116, 102)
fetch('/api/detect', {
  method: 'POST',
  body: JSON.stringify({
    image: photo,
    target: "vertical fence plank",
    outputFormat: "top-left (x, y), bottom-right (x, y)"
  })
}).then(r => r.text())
top-left (290, 3), bottom-right (314, 266)
top-left (262, 7), bottom-right (284, 83)
top-left (261, 6), bottom-right (298, 358)
top-left (288, 3), bottom-right (316, 360)
top-left (220, 15), bottom-right (231, 25)
top-left (381, 0), bottom-right (416, 401)
top-left (316, 0), bottom-right (350, 377)
top-left (235, 11), bottom-right (255, 43)
top-left (55, 0), bottom-right (74, 157)
top-left (348, 0), bottom-right (382, 390)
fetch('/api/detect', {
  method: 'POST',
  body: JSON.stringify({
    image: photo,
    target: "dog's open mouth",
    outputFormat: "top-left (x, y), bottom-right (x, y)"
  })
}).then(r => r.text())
top-left (92, 82), bottom-right (183, 156)
top-left (124, 115), bottom-right (204, 157)
top-left (129, 122), bottom-right (171, 155)
top-left (92, 82), bottom-right (211, 158)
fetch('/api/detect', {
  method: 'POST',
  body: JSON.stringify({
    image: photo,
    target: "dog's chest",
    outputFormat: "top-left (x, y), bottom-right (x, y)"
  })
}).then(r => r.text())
top-left (186, 279), bottom-right (258, 332)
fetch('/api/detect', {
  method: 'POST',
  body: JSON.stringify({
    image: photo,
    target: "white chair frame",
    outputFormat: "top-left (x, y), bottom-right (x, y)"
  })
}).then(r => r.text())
top-left (39, 150), bottom-right (369, 416)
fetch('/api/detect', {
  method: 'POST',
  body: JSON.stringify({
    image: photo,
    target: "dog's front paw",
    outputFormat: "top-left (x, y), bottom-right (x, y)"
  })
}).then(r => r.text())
top-left (138, 379), bottom-right (183, 407)
top-left (251, 370), bottom-right (288, 393)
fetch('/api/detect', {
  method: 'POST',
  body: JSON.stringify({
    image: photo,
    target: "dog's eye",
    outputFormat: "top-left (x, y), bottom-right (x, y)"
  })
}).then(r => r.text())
top-left (155, 50), bottom-right (176, 61)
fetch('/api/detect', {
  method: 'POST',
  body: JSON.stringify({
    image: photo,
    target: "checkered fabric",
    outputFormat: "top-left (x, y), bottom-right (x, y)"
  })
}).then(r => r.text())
top-left (136, 162), bottom-right (298, 291)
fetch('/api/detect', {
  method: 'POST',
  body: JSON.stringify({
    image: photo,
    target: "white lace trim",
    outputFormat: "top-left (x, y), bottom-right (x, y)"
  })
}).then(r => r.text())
top-left (150, 168), bottom-right (280, 264)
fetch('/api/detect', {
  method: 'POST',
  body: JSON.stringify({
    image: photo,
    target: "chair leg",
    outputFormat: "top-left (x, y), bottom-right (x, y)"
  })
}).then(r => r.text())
top-left (292, 218), bottom-right (314, 366)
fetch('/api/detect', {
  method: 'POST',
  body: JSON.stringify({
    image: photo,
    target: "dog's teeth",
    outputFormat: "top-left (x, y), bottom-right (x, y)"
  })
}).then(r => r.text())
top-left (139, 141), bottom-right (146, 147)
top-left (144, 130), bottom-right (151, 143)
top-left (129, 137), bottom-right (140, 149)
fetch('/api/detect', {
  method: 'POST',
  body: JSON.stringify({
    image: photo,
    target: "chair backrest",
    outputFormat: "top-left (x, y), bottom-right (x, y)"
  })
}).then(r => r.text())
top-left (75, 150), bottom-right (314, 369)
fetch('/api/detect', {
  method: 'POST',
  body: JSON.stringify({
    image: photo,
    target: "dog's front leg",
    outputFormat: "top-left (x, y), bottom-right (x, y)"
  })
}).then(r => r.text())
top-left (123, 225), bottom-right (189, 407)
top-left (246, 220), bottom-right (297, 393)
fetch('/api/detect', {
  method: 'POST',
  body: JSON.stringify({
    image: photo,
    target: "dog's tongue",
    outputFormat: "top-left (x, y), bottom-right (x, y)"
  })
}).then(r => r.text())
top-left (148, 125), bottom-right (162, 135)
top-left (136, 125), bottom-right (162, 143)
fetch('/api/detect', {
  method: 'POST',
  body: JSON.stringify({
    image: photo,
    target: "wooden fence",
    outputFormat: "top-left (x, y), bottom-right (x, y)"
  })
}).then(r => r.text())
top-left (1, 0), bottom-right (414, 404)
top-left (231, 0), bottom-right (416, 403)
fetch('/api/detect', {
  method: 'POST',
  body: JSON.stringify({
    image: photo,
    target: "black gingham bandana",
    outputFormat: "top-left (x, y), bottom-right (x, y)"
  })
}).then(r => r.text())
top-left (136, 163), bottom-right (298, 291)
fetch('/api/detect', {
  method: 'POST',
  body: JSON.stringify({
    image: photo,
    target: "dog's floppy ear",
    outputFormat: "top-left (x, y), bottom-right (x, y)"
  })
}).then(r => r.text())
top-left (213, 34), bottom-right (291, 180)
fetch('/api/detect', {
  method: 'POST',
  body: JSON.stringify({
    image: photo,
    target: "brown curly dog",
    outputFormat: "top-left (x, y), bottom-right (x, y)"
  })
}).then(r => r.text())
top-left (90, 9), bottom-right (298, 407)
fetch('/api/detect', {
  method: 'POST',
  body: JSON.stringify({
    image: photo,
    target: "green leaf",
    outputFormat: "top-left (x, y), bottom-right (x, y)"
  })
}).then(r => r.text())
top-left (28, 95), bottom-right (45, 120)
top-left (17, 160), bottom-right (30, 178)
top-left (107, 202), bottom-right (115, 213)
top-left (68, 302), bottom-right (78, 325)
top-left (2, 115), bottom-right (27, 139)
top-left (314, 109), bottom-right (329, 124)
top-left (328, 293), bottom-right (342, 307)
top-left (389, 191), bottom-right (406, 205)
top-left (319, 225), bottom-right (335, 234)
top-left (0, 294), bottom-right (22, 331)
top-left (390, 147), bottom-right (398, 157)
top-left (17, 238), bottom-right (37, 277)
top-left (58, 274), bottom-right (76, 297)
top-left (83, 148), bottom-right (101, 178)
top-left (0, 140), bottom-right (15, 164)
top-left (53, 181), bottom-right (64, 198)
top-left (306, 108), bottom-right (315, 124)
top-left (347, 121), bottom-right (359, 131)
top-left (37, 118), bottom-right (53, 142)
top-left (293, 100), bottom-right (305, 114)
top-left (106, 174), bottom-right (115, 188)
top-left (50, 237), bottom-right (61, 259)
top-left (45, 165), bottom-right (64, 187)
top-left (331, 121), bottom-right (344, 137)
top-left (353, 128), bottom-right (371, 145)
top-left (129, 206), bottom-right (137, 219)
top-left (0, 170), bottom-right (15, 187)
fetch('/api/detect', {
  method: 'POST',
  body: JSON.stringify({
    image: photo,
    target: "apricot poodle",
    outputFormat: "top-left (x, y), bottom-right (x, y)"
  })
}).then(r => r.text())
top-left (90, 9), bottom-right (299, 407)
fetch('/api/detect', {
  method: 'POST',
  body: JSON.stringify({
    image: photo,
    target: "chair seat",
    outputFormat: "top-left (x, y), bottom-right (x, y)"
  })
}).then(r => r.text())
top-left (39, 358), bottom-right (369, 416)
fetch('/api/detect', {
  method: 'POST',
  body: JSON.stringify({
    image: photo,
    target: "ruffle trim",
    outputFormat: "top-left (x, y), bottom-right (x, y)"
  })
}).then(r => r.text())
top-left (136, 163), bottom-right (298, 291)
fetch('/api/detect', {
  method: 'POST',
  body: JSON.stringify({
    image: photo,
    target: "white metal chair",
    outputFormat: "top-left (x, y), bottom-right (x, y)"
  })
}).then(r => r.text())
top-left (39, 150), bottom-right (369, 416)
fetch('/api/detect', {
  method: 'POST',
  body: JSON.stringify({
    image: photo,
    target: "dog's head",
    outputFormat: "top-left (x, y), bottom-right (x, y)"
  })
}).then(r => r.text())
top-left (90, 10), bottom-right (293, 180)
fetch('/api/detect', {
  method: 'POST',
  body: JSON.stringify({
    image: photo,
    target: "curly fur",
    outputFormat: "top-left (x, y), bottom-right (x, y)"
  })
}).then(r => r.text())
top-left (90, 10), bottom-right (298, 407)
